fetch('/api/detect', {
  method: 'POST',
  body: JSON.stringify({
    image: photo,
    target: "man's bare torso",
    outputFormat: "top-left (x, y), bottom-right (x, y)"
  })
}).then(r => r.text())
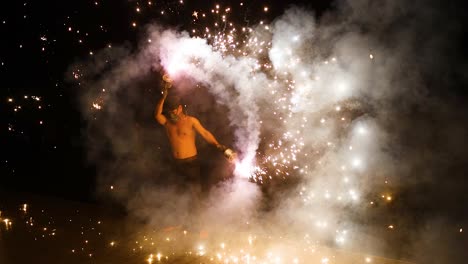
top-left (165, 115), bottom-right (198, 159)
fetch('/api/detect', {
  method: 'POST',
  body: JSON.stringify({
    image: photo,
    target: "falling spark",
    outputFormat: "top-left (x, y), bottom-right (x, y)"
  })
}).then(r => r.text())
top-left (147, 254), bottom-right (154, 264)
top-left (92, 103), bottom-right (102, 110)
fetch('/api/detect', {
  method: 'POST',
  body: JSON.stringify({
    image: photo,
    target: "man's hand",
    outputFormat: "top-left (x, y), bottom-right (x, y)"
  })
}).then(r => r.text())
top-left (162, 74), bottom-right (173, 83)
top-left (163, 74), bottom-right (173, 88)
top-left (223, 148), bottom-right (238, 162)
top-left (216, 144), bottom-right (228, 152)
top-left (161, 85), bottom-right (169, 97)
top-left (217, 144), bottom-right (237, 162)
top-left (161, 74), bottom-right (172, 97)
top-left (161, 74), bottom-right (173, 93)
top-left (156, 73), bottom-right (172, 125)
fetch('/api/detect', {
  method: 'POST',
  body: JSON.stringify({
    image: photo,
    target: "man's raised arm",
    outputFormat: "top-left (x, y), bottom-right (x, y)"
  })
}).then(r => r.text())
top-left (154, 75), bottom-right (171, 125)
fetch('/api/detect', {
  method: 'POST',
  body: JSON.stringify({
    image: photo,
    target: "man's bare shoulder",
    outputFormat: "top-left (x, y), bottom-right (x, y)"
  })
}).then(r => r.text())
top-left (187, 115), bottom-right (198, 122)
top-left (188, 116), bottom-right (203, 127)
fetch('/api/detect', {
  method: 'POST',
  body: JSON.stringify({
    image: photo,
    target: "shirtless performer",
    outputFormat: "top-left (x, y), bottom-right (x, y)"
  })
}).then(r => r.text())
top-left (154, 74), bottom-right (235, 194)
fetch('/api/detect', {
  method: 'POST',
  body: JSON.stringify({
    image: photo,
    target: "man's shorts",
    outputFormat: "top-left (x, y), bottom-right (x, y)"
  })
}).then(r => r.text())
top-left (173, 155), bottom-right (201, 184)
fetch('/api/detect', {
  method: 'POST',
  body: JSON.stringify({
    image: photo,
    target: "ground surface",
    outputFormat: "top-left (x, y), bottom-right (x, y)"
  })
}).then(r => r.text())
top-left (0, 191), bottom-right (414, 264)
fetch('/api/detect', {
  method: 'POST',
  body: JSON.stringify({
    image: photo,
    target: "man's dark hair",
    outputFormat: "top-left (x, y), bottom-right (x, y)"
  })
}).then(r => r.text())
top-left (164, 95), bottom-right (186, 113)
top-left (165, 95), bottom-right (182, 111)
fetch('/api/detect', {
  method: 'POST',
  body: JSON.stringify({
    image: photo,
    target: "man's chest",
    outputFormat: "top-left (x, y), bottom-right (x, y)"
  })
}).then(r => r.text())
top-left (166, 120), bottom-right (194, 137)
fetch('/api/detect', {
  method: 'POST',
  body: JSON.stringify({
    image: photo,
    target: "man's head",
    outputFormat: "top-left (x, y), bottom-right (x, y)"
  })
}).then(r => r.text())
top-left (165, 95), bottom-right (185, 123)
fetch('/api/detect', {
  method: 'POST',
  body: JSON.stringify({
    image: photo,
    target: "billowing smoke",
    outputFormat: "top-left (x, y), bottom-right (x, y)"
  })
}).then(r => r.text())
top-left (69, 0), bottom-right (467, 262)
